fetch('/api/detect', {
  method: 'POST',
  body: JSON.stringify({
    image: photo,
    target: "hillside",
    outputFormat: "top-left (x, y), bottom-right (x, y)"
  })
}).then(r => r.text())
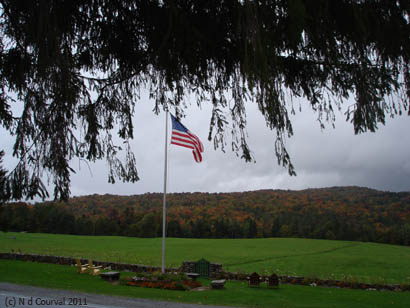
top-left (1, 186), bottom-right (409, 245)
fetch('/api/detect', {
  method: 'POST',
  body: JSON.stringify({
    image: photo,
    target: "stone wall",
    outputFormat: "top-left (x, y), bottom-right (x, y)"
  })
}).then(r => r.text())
top-left (181, 261), bottom-right (196, 273)
top-left (211, 271), bottom-right (410, 292)
top-left (0, 252), bottom-right (178, 273)
top-left (210, 262), bottom-right (223, 275)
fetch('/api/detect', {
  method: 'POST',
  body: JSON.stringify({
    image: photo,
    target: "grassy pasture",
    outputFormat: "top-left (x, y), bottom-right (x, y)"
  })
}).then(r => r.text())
top-left (1, 232), bottom-right (410, 284)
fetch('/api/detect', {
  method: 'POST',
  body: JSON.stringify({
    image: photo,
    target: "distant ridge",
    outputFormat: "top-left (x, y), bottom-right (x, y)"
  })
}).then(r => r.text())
top-left (2, 186), bottom-right (409, 246)
top-left (68, 185), bottom-right (408, 200)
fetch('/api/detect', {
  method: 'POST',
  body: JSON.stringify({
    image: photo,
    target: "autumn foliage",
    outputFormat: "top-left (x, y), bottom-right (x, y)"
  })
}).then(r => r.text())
top-left (1, 187), bottom-right (409, 246)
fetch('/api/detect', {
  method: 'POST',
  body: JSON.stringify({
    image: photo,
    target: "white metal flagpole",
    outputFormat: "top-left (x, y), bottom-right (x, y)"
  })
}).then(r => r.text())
top-left (161, 110), bottom-right (169, 274)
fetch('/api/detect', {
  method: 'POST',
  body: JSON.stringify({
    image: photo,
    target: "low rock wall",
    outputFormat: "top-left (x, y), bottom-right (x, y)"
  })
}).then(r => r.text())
top-left (0, 252), bottom-right (178, 273)
top-left (213, 271), bottom-right (410, 292)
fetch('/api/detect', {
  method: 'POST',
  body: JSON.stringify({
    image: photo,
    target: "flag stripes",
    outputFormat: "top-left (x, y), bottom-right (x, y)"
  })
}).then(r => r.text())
top-left (170, 114), bottom-right (203, 163)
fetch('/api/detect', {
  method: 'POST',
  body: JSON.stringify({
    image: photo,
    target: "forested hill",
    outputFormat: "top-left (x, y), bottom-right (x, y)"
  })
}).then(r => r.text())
top-left (1, 187), bottom-right (410, 246)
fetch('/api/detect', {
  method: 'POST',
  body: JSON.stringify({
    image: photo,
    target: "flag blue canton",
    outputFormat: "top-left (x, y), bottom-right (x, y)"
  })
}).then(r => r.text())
top-left (170, 114), bottom-right (204, 163)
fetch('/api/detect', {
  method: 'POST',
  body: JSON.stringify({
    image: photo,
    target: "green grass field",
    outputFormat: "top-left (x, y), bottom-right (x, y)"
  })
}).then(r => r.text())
top-left (1, 259), bottom-right (410, 308)
top-left (1, 232), bottom-right (410, 284)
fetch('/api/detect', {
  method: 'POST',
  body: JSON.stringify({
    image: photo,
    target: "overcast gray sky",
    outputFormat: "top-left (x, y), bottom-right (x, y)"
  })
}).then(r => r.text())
top-left (1, 91), bottom-right (410, 200)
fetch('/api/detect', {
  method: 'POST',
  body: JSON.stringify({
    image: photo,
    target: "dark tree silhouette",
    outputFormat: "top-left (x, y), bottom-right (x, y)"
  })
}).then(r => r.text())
top-left (0, 1), bottom-right (409, 200)
top-left (0, 151), bottom-right (9, 203)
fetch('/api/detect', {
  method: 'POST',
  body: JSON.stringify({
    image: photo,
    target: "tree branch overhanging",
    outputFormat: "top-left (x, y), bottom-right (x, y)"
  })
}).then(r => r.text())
top-left (0, 0), bottom-right (409, 201)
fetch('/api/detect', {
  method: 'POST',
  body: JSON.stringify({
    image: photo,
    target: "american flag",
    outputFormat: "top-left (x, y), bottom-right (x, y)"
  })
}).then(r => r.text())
top-left (170, 114), bottom-right (204, 163)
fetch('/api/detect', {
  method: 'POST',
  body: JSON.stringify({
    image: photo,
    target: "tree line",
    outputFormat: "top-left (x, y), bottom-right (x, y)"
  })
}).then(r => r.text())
top-left (0, 187), bottom-right (409, 246)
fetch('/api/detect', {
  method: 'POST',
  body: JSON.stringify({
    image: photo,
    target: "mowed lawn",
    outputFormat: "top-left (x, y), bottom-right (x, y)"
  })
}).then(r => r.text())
top-left (1, 259), bottom-right (410, 308)
top-left (1, 232), bottom-right (410, 284)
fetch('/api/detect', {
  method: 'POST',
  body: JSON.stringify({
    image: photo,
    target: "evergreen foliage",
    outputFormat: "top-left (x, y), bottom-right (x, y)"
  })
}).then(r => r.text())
top-left (0, 1), bottom-right (409, 200)
top-left (0, 151), bottom-right (8, 203)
